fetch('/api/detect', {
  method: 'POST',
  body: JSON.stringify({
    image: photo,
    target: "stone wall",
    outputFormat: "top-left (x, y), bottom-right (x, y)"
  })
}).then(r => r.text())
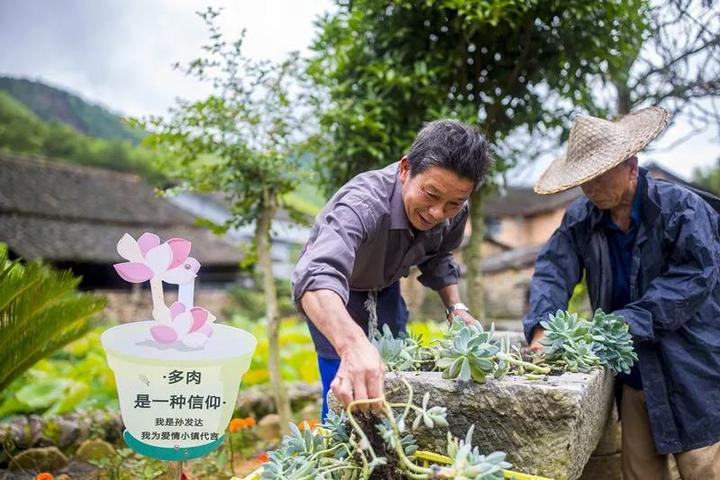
top-left (579, 405), bottom-right (622, 480)
top-left (331, 369), bottom-right (616, 480)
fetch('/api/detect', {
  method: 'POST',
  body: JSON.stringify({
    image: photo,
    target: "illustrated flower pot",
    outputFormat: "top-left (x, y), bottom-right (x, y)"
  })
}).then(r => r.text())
top-left (102, 321), bottom-right (256, 461)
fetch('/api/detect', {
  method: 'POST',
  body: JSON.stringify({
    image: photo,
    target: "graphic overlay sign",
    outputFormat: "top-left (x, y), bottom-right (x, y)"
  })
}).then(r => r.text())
top-left (101, 233), bottom-right (256, 461)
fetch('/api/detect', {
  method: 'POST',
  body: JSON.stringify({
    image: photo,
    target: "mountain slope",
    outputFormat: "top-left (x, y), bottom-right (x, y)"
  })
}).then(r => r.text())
top-left (0, 76), bottom-right (144, 144)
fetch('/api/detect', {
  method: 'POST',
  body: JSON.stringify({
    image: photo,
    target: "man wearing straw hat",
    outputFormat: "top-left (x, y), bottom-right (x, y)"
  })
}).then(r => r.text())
top-left (524, 106), bottom-right (720, 479)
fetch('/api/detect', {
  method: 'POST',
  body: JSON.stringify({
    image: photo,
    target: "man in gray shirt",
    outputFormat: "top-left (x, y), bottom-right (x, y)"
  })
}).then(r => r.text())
top-left (292, 120), bottom-right (493, 418)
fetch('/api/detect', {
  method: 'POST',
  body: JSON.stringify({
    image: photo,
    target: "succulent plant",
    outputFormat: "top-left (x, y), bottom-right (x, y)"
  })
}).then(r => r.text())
top-left (539, 310), bottom-right (601, 373)
top-left (590, 309), bottom-right (638, 375)
top-left (431, 425), bottom-right (511, 479)
top-left (538, 309), bottom-right (638, 375)
top-left (436, 320), bottom-right (550, 382)
top-left (260, 378), bottom-right (501, 479)
top-left (436, 320), bottom-right (498, 383)
top-left (261, 422), bottom-right (326, 479)
top-left (373, 324), bottom-right (435, 372)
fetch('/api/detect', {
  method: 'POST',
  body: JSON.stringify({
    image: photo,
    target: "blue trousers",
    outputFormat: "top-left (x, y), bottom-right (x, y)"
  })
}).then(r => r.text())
top-left (316, 281), bottom-right (408, 421)
top-left (318, 356), bottom-right (341, 421)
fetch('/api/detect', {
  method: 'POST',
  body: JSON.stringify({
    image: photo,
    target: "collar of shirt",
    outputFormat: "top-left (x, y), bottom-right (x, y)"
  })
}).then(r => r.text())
top-left (390, 170), bottom-right (411, 230)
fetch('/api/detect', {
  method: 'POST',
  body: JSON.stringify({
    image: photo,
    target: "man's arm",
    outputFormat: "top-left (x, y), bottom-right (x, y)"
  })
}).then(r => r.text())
top-left (291, 201), bottom-right (384, 410)
top-left (300, 290), bottom-right (384, 411)
top-left (437, 283), bottom-right (477, 325)
top-left (417, 205), bottom-right (477, 325)
top-left (523, 213), bottom-right (584, 348)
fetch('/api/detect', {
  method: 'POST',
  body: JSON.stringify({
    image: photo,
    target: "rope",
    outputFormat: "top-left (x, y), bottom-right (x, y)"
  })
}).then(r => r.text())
top-left (364, 289), bottom-right (379, 340)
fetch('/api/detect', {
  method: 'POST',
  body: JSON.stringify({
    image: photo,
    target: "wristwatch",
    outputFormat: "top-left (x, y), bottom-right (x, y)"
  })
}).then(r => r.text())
top-left (445, 302), bottom-right (471, 318)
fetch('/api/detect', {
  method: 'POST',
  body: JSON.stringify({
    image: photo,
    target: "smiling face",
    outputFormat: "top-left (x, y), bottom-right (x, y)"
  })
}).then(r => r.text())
top-left (398, 156), bottom-right (475, 231)
top-left (580, 157), bottom-right (639, 210)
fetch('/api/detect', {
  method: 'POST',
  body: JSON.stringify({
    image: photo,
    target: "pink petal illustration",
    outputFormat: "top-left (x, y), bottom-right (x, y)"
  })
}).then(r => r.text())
top-left (145, 243), bottom-right (172, 275)
top-left (167, 238), bottom-right (192, 269)
top-left (173, 311), bottom-right (194, 336)
top-left (150, 325), bottom-right (178, 343)
top-left (189, 307), bottom-right (209, 332)
top-left (116, 234), bottom-right (143, 262)
top-left (113, 262), bottom-right (153, 283)
top-left (138, 232), bottom-right (161, 257)
top-left (199, 325), bottom-right (213, 337)
top-left (169, 301), bottom-right (186, 319)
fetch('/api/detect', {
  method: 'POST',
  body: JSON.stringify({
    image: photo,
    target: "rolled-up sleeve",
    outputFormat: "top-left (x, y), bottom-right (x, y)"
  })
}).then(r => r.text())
top-left (291, 203), bottom-right (369, 309)
top-left (417, 205), bottom-right (468, 290)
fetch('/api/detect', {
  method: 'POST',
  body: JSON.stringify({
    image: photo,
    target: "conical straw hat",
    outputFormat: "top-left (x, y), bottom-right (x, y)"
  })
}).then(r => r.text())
top-left (534, 106), bottom-right (669, 194)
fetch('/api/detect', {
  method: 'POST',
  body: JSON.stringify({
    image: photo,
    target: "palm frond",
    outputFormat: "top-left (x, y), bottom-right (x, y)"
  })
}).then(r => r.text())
top-left (0, 243), bottom-right (106, 392)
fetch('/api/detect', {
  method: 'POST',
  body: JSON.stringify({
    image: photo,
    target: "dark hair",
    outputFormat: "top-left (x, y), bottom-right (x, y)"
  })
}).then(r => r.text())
top-left (407, 119), bottom-right (493, 189)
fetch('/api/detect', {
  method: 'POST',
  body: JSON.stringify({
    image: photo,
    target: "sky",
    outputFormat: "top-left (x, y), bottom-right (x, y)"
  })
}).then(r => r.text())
top-left (0, 0), bottom-right (717, 184)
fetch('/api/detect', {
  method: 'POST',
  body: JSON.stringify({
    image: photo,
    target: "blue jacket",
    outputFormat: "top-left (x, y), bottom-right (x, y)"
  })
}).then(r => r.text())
top-left (523, 170), bottom-right (720, 454)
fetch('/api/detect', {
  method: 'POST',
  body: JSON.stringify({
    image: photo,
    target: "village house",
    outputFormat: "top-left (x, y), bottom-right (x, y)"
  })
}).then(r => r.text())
top-left (0, 153), bottom-right (245, 321)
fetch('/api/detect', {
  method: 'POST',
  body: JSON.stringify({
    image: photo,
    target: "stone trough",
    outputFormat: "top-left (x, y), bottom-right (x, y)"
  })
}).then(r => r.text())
top-left (333, 367), bottom-right (615, 480)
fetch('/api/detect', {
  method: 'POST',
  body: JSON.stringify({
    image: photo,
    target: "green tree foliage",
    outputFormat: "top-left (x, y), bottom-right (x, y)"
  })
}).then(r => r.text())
top-left (694, 157), bottom-right (720, 194)
top-left (0, 91), bottom-right (162, 180)
top-left (0, 244), bottom-right (106, 393)
top-left (134, 8), bottom-right (313, 434)
top-left (309, 0), bottom-right (649, 319)
top-left (309, 0), bottom-right (649, 191)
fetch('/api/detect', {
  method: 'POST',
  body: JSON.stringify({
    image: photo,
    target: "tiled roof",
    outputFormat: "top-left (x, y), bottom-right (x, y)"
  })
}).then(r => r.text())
top-left (0, 154), bottom-right (242, 265)
top-left (484, 186), bottom-right (581, 218)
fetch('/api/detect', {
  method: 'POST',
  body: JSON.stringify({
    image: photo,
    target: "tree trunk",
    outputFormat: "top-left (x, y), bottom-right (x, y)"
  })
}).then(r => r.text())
top-left (613, 50), bottom-right (637, 116)
top-left (255, 193), bottom-right (291, 434)
top-left (465, 189), bottom-right (487, 325)
top-left (615, 79), bottom-right (632, 116)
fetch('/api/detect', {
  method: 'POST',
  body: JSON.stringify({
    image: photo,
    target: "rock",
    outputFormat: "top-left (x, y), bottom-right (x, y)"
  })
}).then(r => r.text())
top-left (331, 368), bottom-right (614, 480)
top-left (2, 417), bottom-right (32, 450)
top-left (8, 446), bottom-right (69, 472)
top-left (75, 438), bottom-right (116, 462)
top-left (592, 404), bottom-right (621, 456)
top-left (0, 408), bottom-right (123, 453)
top-left (0, 471), bottom-right (34, 480)
top-left (54, 417), bottom-right (83, 449)
top-left (57, 459), bottom-right (101, 479)
top-left (257, 414), bottom-right (281, 441)
top-left (27, 416), bottom-right (50, 447)
top-left (578, 453), bottom-right (622, 480)
top-left (235, 382), bottom-right (322, 419)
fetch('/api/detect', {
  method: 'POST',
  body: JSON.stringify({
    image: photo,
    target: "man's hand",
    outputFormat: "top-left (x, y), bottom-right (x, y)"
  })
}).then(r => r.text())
top-left (448, 309), bottom-right (479, 326)
top-left (331, 336), bottom-right (386, 413)
top-left (529, 327), bottom-right (546, 352)
top-left (300, 289), bottom-right (386, 412)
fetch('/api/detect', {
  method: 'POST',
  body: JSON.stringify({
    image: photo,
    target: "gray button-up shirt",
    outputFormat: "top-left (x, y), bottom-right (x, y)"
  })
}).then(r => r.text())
top-left (291, 161), bottom-right (468, 309)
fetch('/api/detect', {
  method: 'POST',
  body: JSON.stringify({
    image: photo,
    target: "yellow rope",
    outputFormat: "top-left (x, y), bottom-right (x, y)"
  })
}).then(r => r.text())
top-left (413, 450), bottom-right (556, 480)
